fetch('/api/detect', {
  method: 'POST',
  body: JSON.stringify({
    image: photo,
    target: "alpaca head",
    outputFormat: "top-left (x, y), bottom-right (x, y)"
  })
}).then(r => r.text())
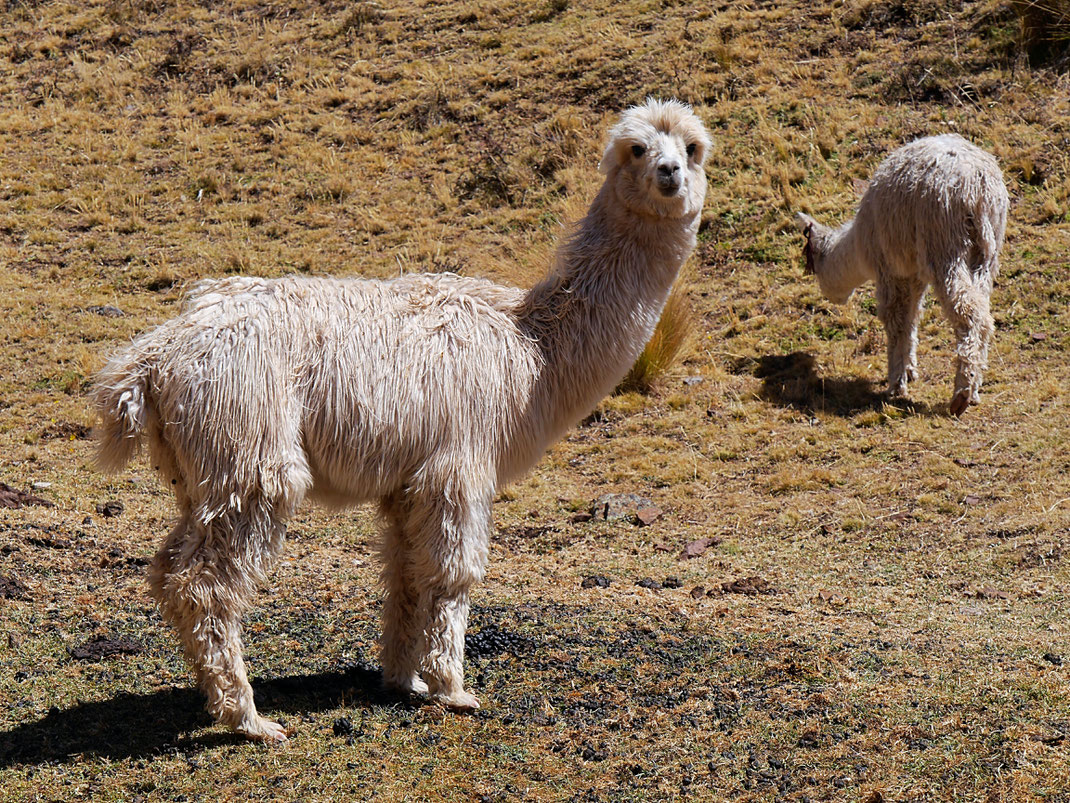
top-left (794, 211), bottom-right (860, 304)
top-left (599, 98), bottom-right (710, 220)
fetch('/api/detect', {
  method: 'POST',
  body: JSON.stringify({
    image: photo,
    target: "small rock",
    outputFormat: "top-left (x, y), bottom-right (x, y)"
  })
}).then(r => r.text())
top-left (663, 577), bottom-right (682, 589)
top-left (569, 512), bottom-right (593, 524)
top-left (82, 516), bottom-right (94, 526)
top-left (966, 585), bottom-right (1010, 600)
top-left (581, 575), bottom-right (611, 589)
top-left (690, 586), bottom-right (705, 599)
top-left (86, 304), bottom-right (125, 318)
top-left (722, 576), bottom-right (776, 596)
top-left (634, 506), bottom-right (663, 527)
top-left (1030, 331), bottom-right (1047, 342)
top-left (1042, 652), bottom-right (1063, 666)
top-left (679, 536), bottom-right (720, 560)
top-left (30, 482), bottom-right (52, 491)
top-left (96, 501), bottom-right (125, 518)
top-left (962, 494), bottom-right (981, 506)
top-left (0, 482), bottom-right (53, 510)
top-left (682, 376), bottom-right (704, 386)
top-left (589, 493), bottom-right (654, 522)
top-left (637, 578), bottom-right (662, 590)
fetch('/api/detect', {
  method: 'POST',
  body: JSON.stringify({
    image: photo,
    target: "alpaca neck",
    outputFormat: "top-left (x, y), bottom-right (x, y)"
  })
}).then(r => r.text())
top-left (815, 219), bottom-right (874, 303)
top-left (511, 181), bottom-right (698, 471)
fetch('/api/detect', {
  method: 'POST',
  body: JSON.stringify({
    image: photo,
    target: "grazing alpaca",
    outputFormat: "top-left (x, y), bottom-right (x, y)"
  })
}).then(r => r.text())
top-left (795, 134), bottom-right (1008, 416)
top-left (92, 99), bottom-right (711, 741)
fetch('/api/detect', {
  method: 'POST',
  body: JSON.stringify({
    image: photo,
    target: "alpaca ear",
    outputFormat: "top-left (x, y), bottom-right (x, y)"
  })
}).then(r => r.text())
top-left (796, 212), bottom-right (818, 275)
top-left (598, 141), bottom-right (628, 175)
top-left (795, 212), bottom-right (816, 234)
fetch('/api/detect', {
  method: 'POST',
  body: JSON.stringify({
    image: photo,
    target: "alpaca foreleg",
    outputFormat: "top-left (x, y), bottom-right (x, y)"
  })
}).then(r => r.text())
top-left (876, 278), bottom-right (926, 397)
top-left (150, 509), bottom-right (287, 741)
top-left (407, 488), bottom-right (490, 711)
top-left (423, 587), bottom-right (479, 709)
top-left (379, 501), bottom-right (428, 696)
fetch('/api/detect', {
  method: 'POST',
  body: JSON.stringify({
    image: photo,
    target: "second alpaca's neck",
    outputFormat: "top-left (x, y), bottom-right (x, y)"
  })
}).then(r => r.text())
top-left (813, 219), bottom-right (875, 304)
top-left (511, 180), bottom-right (699, 471)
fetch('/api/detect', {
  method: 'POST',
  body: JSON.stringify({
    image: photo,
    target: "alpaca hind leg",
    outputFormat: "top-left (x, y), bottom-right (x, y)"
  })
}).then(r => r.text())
top-left (934, 267), bottom-right (992, 416)
top-left (406, 487), bottom-right (491, 710)
top-left (151, 508), bottom-right (288, 741)
top-left (876, 278), bottom-right (926, 397)
top-left (379, 497), bottom-right (428, 696)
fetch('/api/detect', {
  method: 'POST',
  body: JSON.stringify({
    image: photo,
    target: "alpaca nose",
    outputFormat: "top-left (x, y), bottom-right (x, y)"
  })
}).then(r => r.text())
top-left (656, 161), bottom-right (681, 194)
top-left (657, 162), bottom-right (680, 179)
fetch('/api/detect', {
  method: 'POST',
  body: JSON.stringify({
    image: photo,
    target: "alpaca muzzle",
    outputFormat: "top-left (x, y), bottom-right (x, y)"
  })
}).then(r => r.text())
top-left (656, 162), bottom-right (682, 195)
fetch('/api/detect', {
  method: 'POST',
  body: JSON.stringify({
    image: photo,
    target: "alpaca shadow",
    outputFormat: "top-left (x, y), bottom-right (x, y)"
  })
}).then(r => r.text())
top-left (753, 352), bottom-right (936, 417)
top-left (0, 662), bottom-right (401, 766)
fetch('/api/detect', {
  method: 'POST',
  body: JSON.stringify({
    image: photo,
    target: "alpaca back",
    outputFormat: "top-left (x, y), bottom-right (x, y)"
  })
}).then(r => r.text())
top-left (855, 134), bottom-right (1008, 283)
top-left (106, 275), bottom-right (541, 515)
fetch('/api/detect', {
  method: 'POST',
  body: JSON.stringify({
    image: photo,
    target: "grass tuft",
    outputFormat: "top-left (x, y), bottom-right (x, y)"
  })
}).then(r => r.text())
top-left (616, 282), bottom-right (694, 395)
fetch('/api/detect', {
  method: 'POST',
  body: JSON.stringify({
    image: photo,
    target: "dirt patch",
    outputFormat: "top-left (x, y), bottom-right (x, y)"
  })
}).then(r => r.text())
top-left (68, 636), bottom-right (145, 661)
top-left (0, 574), bottom-right (29, 600)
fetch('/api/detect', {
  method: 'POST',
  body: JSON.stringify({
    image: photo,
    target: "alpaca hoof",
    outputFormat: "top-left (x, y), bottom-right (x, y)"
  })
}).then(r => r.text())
top-left (238, 715), bottom-right (289, 743)
top-left (384, 673), bottom-right (428, 696)
top-left (887, 379), bottom-right (908, 398)
top-left (906, 366), bottom-right (918, 383)
top-left (949, 389), bottom-right (970, 418)
top-left (436, 689), bottom-right (481, 711)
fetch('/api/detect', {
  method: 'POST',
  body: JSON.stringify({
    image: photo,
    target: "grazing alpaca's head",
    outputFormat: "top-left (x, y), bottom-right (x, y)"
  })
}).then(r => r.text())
top-left (599, 98), bottom-right (711, 221)
top-left (794, 211), bottom-right (871, 305)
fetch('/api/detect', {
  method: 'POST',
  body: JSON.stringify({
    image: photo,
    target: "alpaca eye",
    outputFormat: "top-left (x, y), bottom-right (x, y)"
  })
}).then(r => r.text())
top-left (631, 144), bottom-right (646, 158)
top-left (686, 143), bottom-right (697, 158)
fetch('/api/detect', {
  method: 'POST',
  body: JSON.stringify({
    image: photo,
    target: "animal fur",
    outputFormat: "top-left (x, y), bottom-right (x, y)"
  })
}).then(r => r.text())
top-left (796, 133), bottom-right (1008, 416)
top-left (92, 99), bottom-right (711, 741)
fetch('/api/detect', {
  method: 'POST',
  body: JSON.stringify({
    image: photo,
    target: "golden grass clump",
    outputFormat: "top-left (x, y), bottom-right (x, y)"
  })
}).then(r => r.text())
top-left (616, 282), bottom-right (695, 395)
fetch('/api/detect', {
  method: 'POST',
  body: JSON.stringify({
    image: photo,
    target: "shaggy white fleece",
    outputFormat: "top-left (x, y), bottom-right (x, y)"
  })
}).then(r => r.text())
top-left (796, 133), bottom-right (1008, 415)
top-left (93, 99), bottom-right (711, 741)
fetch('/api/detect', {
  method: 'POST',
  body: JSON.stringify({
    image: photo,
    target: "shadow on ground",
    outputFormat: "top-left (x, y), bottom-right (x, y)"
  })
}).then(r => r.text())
top-left (0, 663), bottom-right (394, 765)
top-left (752, 352), bottom-right (937, 417)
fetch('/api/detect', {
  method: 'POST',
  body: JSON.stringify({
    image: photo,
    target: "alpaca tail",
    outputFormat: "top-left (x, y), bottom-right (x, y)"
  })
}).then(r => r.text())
top-left (974, 174), bottom-right (1009, 288)
top-left (91, 337), bottom-right (157, 473)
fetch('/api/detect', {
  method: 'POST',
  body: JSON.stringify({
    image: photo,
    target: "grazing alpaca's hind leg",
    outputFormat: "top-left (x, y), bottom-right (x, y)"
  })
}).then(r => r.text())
top-left (379, 496), bottom-right (428, 696)
top-left (876, 276), bottom-right (927, 398)
top-left (150, 502), bottom-right (289, 741)
top-left (404, 480), bottom-right (492, 711)
top-left (933, 263), bottom-right (992, 417)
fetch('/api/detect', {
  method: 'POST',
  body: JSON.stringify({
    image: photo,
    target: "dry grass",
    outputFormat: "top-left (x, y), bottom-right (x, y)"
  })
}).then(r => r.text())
top-left (1, 1), bottom-right (1069, 801)
top-left (1012, 0), bottom-right (1070, 63)
top-left (617, 282), bottom-right (696, 394)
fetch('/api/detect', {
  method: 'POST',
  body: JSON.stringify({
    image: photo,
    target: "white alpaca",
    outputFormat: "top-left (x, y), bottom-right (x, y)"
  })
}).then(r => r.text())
top-left (92, 99), bottom-right (711, 741)
top-left (795, 133), bottom-right (1008, 416)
